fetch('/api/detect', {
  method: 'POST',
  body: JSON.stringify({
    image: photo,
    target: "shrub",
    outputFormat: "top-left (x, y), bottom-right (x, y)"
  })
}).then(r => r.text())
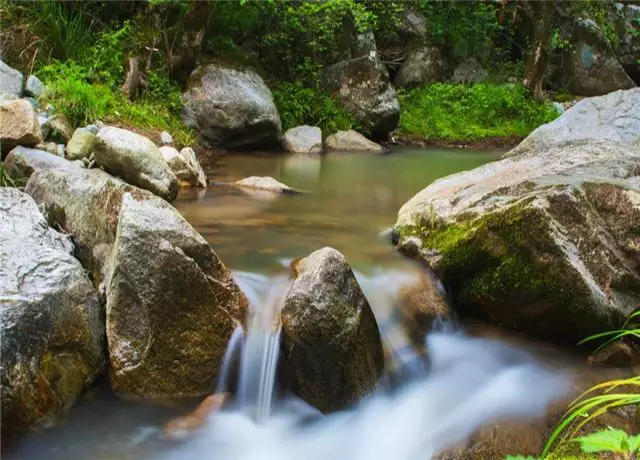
top-left (398, 83), bottom-right (558, 142)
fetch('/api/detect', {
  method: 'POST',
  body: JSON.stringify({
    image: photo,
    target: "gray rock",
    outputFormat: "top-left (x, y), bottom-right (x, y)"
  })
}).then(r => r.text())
top-left (160, 131), bottom-right (173, 145)
top-left (66, 128), bottom-right (96, 161)
top-left (179, 147), bottom-right (207, 188)
top-left (24, 75), bottom-right (46, 98)
top-left (85, 124), bottom-right (99, 135)
top-left (159, 145), bottom-right (205, 188)
top-left (56, 144), bottom-right (65, 158)
top-left (24, 167), bottom-right (247, 399)
top-left (24, 97), bottom-right (39, 110)
top-left (508, 88), bottom-right (640, 156)
top-left (451, 58), bottom-right (488, 84)
top-left (0, 188), bottom-right (104, 443)
top-left (394, 47), bottom-right (443, 88)
top-left (613, 4), bottom-right (640, 84)
top-left (400, 7), bottom-right (427, 39)
top-left (0, 99), bottom-right (42, 154)
top-left (38, 112), bottom-right (51, 139)
top-left (283, 125), bottom-right (323, 154)
top-left (552, 101), bottom-right (565, 114)
top-left (0, 60), bottom-right (23, 101)
top-left (34, 142), bottom-right (58, 155)
top-left (395, 126), bottom-right (640, 344)
top-left (280, 247), bottom-right (384, 412)
top-left (233, 176), bottom-right (300, 194)
top-left (182, 64), bottom-right (282, 150)
top-left (4, 146), bottom-right (78, 180)
top-left (47, 114), bottom-right (74, 143)
top-left (323, 55), bottom-right (400, 140)
top-left (94, 126), bottom-right (178, 201)
top-left (324, 130), bottom-right (385, 153)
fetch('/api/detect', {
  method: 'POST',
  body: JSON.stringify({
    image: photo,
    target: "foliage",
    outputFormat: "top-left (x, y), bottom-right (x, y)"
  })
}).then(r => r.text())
top-left (0, 163), bottom-right (22, 188)
top-left (398, 83), bottom-right (558, 142)
top-left (578, 309), bottom-right (640, 353)
top-left (576, 428), bottom-right (640, 458)
top-left (273, 82), bottom-right (358, 135)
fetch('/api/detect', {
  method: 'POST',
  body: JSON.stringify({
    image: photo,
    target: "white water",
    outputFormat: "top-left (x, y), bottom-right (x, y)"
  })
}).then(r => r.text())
top-left (155, 268), bottom-right (568, 460)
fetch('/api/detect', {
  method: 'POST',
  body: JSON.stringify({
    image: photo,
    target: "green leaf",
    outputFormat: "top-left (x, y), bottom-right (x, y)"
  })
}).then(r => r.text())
top-left (505, 456), bottom-right (538, 460)
top-left (575, 428), bottom-right (630, 454)
top-left (628, 434), bottom-right (640, 453)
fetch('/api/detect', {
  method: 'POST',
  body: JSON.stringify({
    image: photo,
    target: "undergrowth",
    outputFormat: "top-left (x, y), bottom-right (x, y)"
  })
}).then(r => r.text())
top-left (398, 83), bottom-right (558, 142)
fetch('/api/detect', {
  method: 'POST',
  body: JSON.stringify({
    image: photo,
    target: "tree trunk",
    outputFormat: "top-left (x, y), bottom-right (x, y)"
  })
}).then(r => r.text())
top-left (122, 56), bottom-right (147, 101)
top-left (522, 0), bottom-right (555, 101)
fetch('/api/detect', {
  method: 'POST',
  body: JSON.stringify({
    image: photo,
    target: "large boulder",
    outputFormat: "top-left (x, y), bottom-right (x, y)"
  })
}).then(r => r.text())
top-left (280, 247), bottom-right (384, 412)
top-left (399, 7), bottom-right (427, 39)
top-left (394, 47), bottom-right (443, 88)
top-left (283, 125), bottom-right (323, 154)
top-left (612, 3), bottom-right (640, 84)
top-left (159, 146), bottom-right (207, 188)
top-left (0, 99), bottom-right (42, 155)
top-left (0, 60), bottom-right (23, 102)
top-left (182, 64), bottom-right (282, 150)
top-left (94, 126), bottom-right (178, 201)
top-left (394, 92), bottom-right (640, 344)
top-left (508, 88), bottom-right (640, 156)
top-left (325, 130), bottom-right (385, 153)
top-left (323, 55), bottom-right (400, 140)
top-left (0, 188), bottom-right (104, 443)
top-left (24, 167), bottom-right (247, 399)
top-left (559, 18), bottom-right (635, 96)
top-left (3, 146), bottom-right (79, 180)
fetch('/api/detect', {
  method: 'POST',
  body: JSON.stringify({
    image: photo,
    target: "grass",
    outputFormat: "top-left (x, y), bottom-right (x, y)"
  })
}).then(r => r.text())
top-left (398, 83), bottom-right (558, 143)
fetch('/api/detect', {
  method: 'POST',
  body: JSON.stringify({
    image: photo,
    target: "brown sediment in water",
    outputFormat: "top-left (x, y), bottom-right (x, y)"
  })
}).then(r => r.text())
top-left (393, 133), bottom-right (521, 150)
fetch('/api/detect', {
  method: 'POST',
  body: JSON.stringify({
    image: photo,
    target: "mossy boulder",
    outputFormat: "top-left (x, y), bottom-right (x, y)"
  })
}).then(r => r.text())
top-left (0, 188), bottom-right (104, 444)
top-left (394, 140), bottom-right (640, 344)
top-left (280, 247), bottom-right (384, 412)
top-left (24, 167), bottom-right (247, 399)
top-left (3, 146), bottom-right (79, 181)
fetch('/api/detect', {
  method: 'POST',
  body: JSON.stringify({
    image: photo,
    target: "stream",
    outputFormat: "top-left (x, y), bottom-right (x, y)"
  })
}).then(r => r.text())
top-left (5, 147), bottom-right (592, 460)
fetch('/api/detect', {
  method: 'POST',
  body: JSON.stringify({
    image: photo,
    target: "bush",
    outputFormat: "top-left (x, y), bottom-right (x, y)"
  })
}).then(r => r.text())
top-left (398, 83), bottom-right (558, 142)
top-left (273, 82), bottom-right (358, 135)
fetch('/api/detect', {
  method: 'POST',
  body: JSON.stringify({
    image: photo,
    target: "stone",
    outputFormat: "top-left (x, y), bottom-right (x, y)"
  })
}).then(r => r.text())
top-left (0, 60), bottom-right (23, 101)
top-left (451, 58), bottom-right (488, 84)
top-left (280, 247), bottom-right (384, 412)
top-left (24, 75), bottom-right (46, 98)
top-left (38, 112), bottom-right (51, 139)
top-left (395, 137), bottom-right (640, 344)
top-left (3, 146), bottom-right (77, 180)
top-left (179, 147), bottom-right (207, 188)
top-left (508, 88), bottom-right (640, 156)
top-left (163, 392), bottom-right (229, 441)
top-left (47, 114), bottom-right (74, 143)
top-left (394, 46), bottom-right (443, 88)
top-left (160, 131), bottom-right (173, 145)
top-left (323, 55), bottom-right (400, 140)
top-left (0, 99), bottom-right (42, 154)
top-left (324, 130), bottom-right (385, 153)
top-left (24, 97), bottom-right (39, 110)
top-left (24, 167), bottom-right (247, 399)
top-left (94, 126), bottom-right (178, 201)
top-left (66, 128), bottom-right (96, 161)
top-left (159, 146), bottom-right (206, 188)
top-left (613, 4), bottom-right (640, 84)
top-left (85, 124), bottom-right (99, 135)
top-left (34, 142), bottom-right (58, 155)
top-left (0, 188), bottom-right (104, 443)
top-left (560, 17), bottom-right (635, 96)
top-left (399, 7), bottom-right (427, 39)
top-left (56, 144), bottom-right (65, 158)
top-left (182, 64), bottom-right (282, 150)
top-left (283, 125), bottom-right (323, 154)
top-left (233, 176), bottom-right (300, 194)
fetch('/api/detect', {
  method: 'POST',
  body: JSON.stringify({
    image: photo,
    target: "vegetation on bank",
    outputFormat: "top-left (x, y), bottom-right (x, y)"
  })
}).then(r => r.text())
top-left (398, 83), bottom-right (559, 143)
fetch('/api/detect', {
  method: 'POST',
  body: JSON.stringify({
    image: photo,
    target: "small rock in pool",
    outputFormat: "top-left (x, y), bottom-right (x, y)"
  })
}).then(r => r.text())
top-left (233, 176), bottom-right (302, 194)
top-left (163, 392), bottom-right (229, 441)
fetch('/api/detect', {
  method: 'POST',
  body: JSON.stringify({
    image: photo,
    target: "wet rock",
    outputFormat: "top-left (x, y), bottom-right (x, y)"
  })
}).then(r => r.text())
top-left (283, 125), bottom-right (323, 154)
top-left (66, 128), bottom-right (96, 161)
top-left (3, 146), bottom-right (78, 180)
top-left (587, 341), bottom-right (640, 367)
top-left (160, 146), bottom-right (206, 188)
top-left (451, 58), bottom-right (487, 84)
top-left (323, 56), bottom-right (400, 140)
top-left (182, 64), bottom-right (282, 150)
top-left (394, 47), bottom-right (443, 88)
top-left (0, 188), bottom-right (104, 444)
top-left (324, 130), bottom-right (385, 153)
top-left (160, 131), bottom-right (173, 145)
top-left (233, 176), bottom-right (300, 194)
top-left (395, 132), bottom-right (640, 343)
top-left (163, 393), bottom-right (229, 441)
top-left (24, 75), bottom-right (46, 98)
top-left (25, 167), bottom-right (247, 399)
top-left (47, 114), bottom-right (74, 143)
top-left (0, 60), bottom-right (23, 101)
top-left (280, 247), bottom-right (384, 412)
top-left (94, 126), bottom-right (178, 201)
top-left (0, 99), bottom-right (42, 154)
top-left (509, 88), bottom-right (640, 156)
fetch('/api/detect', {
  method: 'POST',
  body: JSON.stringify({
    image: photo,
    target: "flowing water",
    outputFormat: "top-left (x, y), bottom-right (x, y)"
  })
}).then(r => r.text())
top-left (5, 146), bottom-right (596, 460)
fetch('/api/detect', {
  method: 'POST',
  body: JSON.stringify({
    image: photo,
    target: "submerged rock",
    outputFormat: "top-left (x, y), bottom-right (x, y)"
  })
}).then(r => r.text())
top-left (324, 130), bottom-right (385, 153)
top-left (323, 55), bottom-right (400, 140)
top-left (3, 146), bottom-right (78, 180)
top-left (233, 176), bottom-right (300, 194)
top-left (94, 126), bottom-right (178, 201)
top-left (25, 167), bottom-right (247, 399)
top-left (0, 188), bottom-right (104, 444)
top-left (182, 64), bottom-right (282, 150)
top-left (395, 117), bottom-right (640, 344)
top-left (283, 125), bottom-right (323, 154)
top-left (0, 99), bottom-right (42, 154)
top-left (160, 146), bottom-right (207, 188)
top-left (66, 128), bottom-right (96, 161)
top-left (0, 60), bottom-right (23, 101)
top-left (280, 247), bottom-right (384, 412)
